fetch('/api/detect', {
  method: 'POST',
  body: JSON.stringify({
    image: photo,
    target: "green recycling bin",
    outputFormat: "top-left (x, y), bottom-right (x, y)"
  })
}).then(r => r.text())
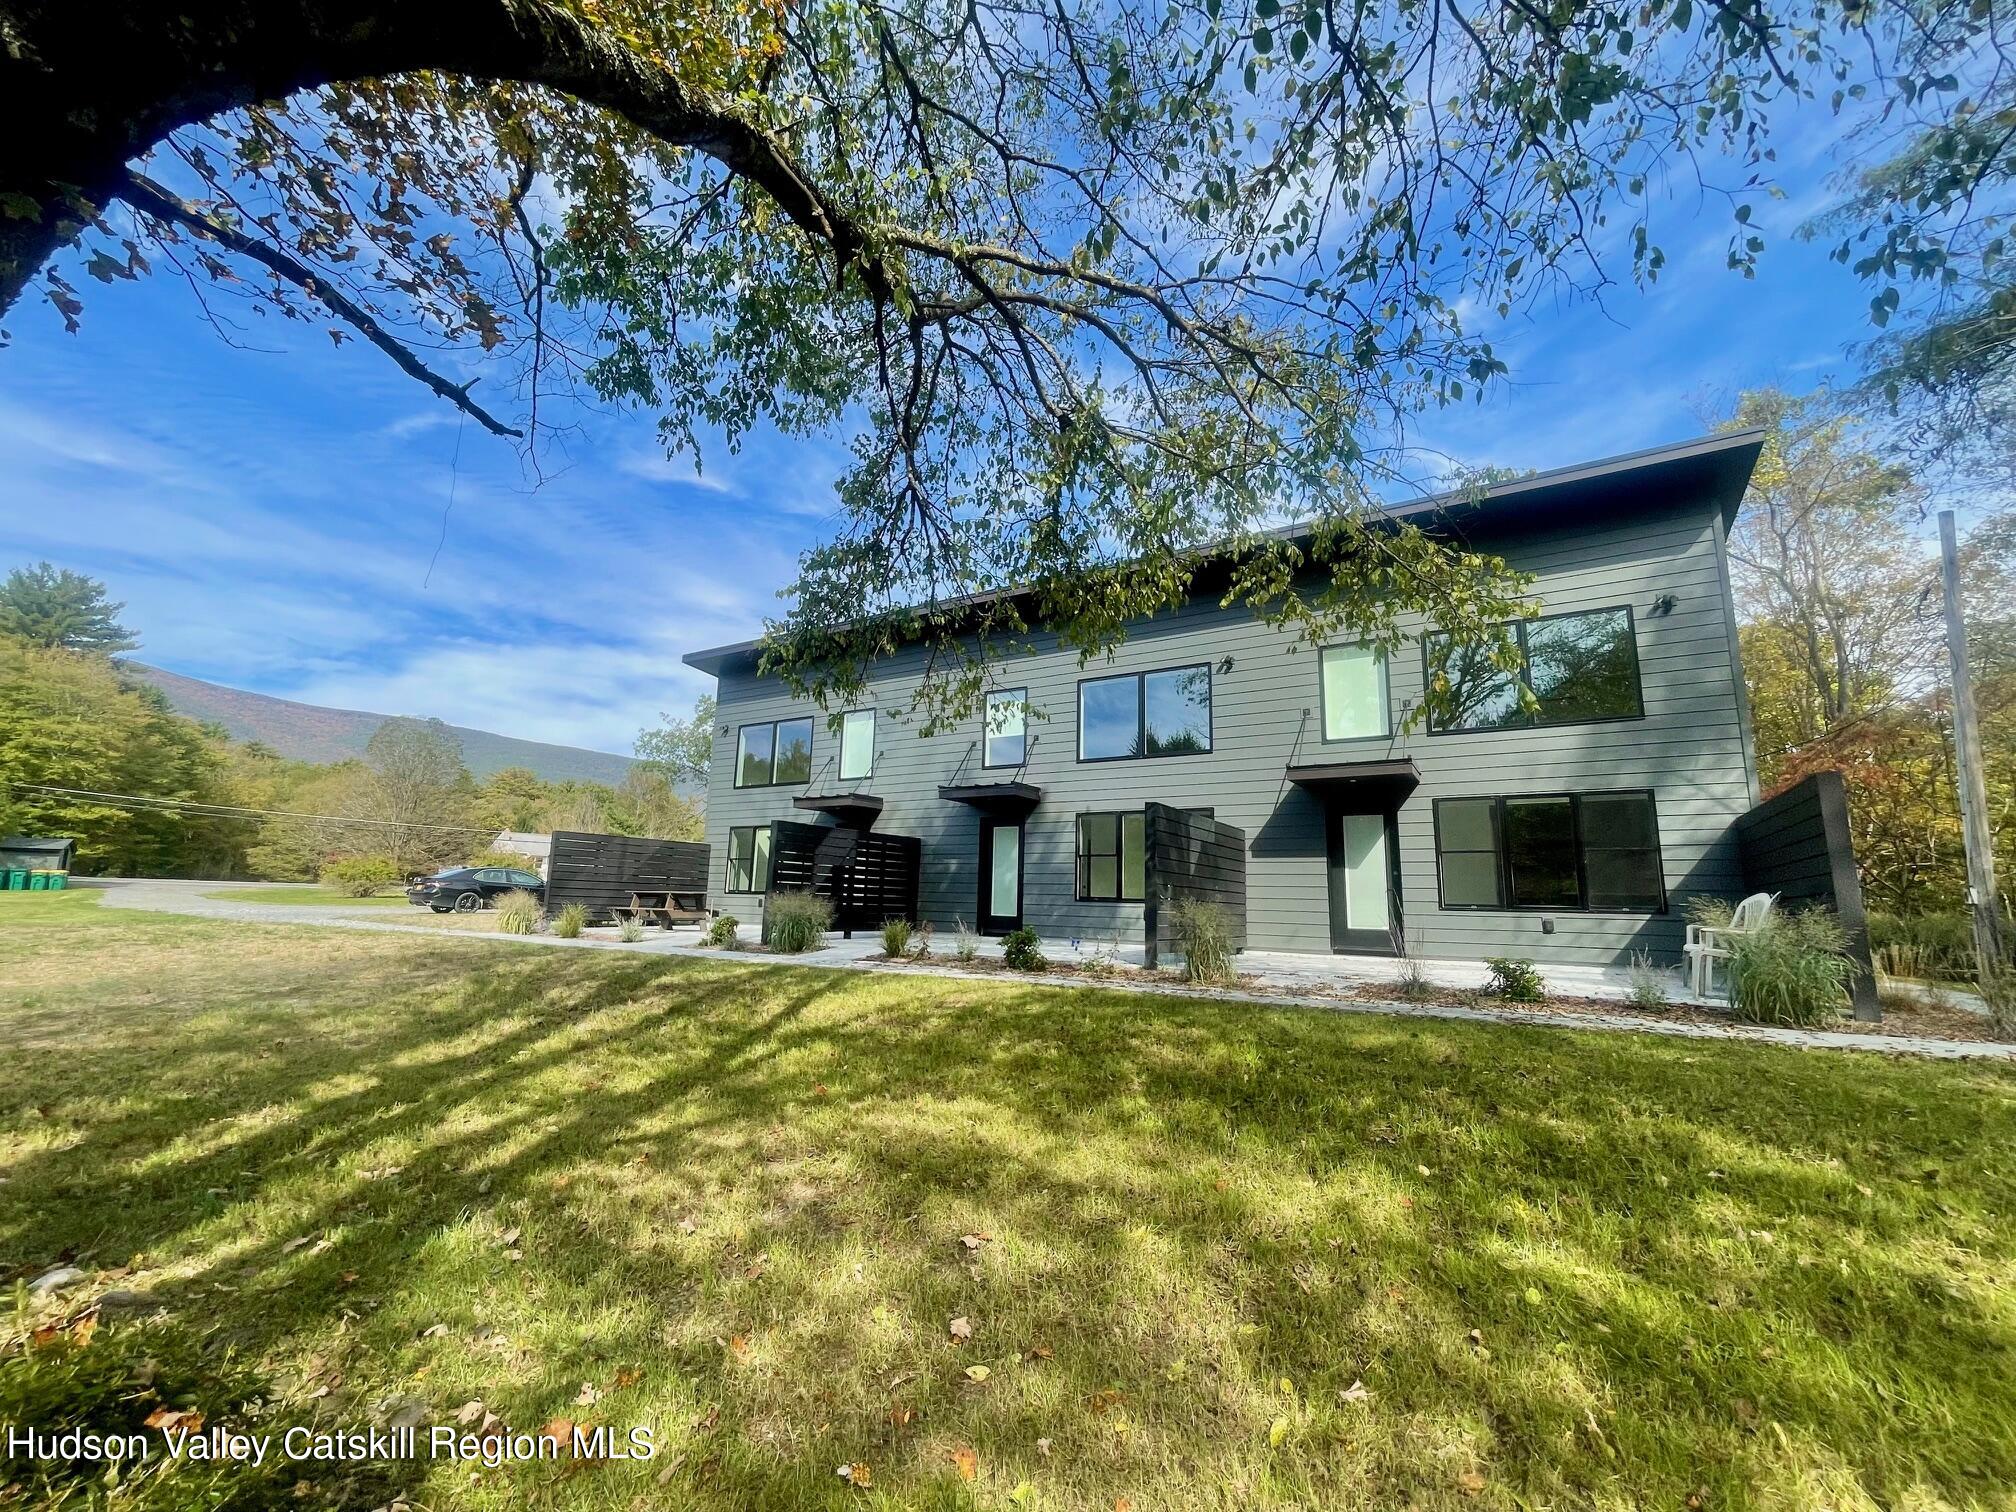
top-left (49, 871), bottom-right (67, 890)
top-left (4, 868), bottom-right (24, 890)
top-left (28, 870), bottom-right (50, 891)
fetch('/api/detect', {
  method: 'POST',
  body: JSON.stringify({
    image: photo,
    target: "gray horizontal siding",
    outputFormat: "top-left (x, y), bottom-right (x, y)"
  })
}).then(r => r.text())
top-left (699, 498), bottom-right (1757, 968)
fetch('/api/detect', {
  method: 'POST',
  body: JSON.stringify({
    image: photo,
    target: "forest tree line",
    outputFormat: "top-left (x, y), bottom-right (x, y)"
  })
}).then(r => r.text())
top-left (0, 566), bottom-right (707, 879)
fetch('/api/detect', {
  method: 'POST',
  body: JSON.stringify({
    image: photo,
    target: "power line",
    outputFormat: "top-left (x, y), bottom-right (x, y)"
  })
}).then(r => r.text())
top-left (2, 783), bottom-right (497, 836)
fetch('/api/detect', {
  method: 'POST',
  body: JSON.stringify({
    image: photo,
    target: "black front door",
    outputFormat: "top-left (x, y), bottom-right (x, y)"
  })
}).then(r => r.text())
top-left (978, 819), bottom-right (1023, 934)
top-left (1326, 809), bottom-right (1400, 954)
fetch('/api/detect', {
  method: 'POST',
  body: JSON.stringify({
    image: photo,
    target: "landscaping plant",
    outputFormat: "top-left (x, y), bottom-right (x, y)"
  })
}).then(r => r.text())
top-left (617, 916), bottom-right (646, 943)
top-left (766, 892), bottom-right (832, 954)
top-left (552, 902), bottom-right (591, 939)
top-left (1981, 965), bottom-right (2016, 1039)
top-left (703, 914), bottom-right (741, 949)
top-left (880, 918), bottom-right (913, 959)
top-left (1393, 956), bottom-right (1436, 1002)
top-left (1001, 927), bottom-right (1046, 972)
top-left (1485, 957), bottom-right (1546, 1002)
top-left (493, 889), bottom-right (543, 935)
top-left (1628, 949), bottom-right (1671, 1010)
top-left (1171, 898), bottom-right (1236, 985)
top-left (317, 854), bottom-right (404, 897)
top-left (953, 919), bottom-right (979, 962)
top-left (1726, 908), bottom-right (1857, 1028)
top-left (1867, 911), bottom-right (1977, 983)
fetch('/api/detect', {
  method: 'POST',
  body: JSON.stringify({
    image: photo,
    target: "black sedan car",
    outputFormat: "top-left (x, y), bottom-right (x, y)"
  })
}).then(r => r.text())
top-left (406, 866), bottom-right (545, 913)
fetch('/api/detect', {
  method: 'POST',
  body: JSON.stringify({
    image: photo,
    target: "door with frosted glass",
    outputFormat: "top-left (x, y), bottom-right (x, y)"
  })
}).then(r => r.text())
top-left (1327, 810), bottom-right (1400, 954)
top-left (979, 820), bottom-right (1023, 934)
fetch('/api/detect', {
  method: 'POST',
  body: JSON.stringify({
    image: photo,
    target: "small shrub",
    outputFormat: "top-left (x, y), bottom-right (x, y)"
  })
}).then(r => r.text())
top-left (1484, 956), bottom-right (1545, 1002)
top-left (494, 888), bottom-right (543, 934)
top-left (1171, 898), bottom-right (1236, 985)
top-left (704, 914), bottom-right (741, 949)
top-left (912, 921), bottom-right (934, 959)
top-left (552, 901), bottom-right (590, 938)
top-left (1394, 956), bottom-right (1436, 1002)
top-left (617, 915), bottom-right (646, 943)
top-left (953, 919), bottom-right (979, 962)
top-left (1002, 927), bottom-right (1046, 972)
top-left (1627, 949), bottom-right (1670, 1010)
top-left (318, 854), bottom-right (404, 897)
top-left (880, 917), bottom-right (914, 958)
top-left (1726, 908), bottom-right (1856, 1028)
top-left (767, 891), bottom-right (832, 954)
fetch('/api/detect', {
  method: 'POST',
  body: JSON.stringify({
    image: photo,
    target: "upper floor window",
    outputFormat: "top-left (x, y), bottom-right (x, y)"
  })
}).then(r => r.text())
top-left (735, 717), bottom-right (813, 787)
top-left (983, 689), bottom-right (1027, 768)
top-left (1433, 791), bottom-right (1664, 913)
top-left (1320, 642), bottom-right (1389, 741)
top-left (726, 824), bottom-right (773, 893)
top-left (1424, 606), bottom-right (1643, 733)
top-left (838, 709), bottom-right (875, 783)
top-left (1079, 664), bottom-right (1212, 761)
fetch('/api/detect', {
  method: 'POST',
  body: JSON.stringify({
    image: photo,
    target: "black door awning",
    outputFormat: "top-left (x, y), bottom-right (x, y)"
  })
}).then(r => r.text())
top-left (1283, 758), bottom-right (1421, 804)
top-left (937, 781), bottom-right (1043, 818)
top-left (792, 793), bottom-right (885, 826)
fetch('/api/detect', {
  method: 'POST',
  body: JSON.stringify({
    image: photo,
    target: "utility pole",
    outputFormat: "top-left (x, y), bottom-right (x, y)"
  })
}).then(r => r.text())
top-left (1938, 510), bottom-right (2009, 980)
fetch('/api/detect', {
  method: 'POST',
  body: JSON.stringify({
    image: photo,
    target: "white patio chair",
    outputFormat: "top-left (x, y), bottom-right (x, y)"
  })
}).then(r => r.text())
top-left (1684, 891), bottom-right (1777, 1000)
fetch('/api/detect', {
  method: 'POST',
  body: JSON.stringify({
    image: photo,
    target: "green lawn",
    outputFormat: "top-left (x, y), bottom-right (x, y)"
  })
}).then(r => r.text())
top-left (200, 886), bottom-right (409, 907)
top-left (3, 889), bottom-right (2014, 1511)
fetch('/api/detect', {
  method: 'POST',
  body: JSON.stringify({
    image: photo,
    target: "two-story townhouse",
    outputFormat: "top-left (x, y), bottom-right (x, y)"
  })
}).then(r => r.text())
top-left (682, 428), bottom-right (1766, 970)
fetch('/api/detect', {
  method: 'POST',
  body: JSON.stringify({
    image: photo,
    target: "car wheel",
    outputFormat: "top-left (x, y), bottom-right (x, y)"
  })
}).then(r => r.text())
top-left (453, 891), bottom-right (481, 913)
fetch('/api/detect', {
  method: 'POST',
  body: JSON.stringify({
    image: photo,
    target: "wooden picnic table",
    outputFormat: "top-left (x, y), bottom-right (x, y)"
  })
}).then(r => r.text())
top-left (615, 890), bottom-right (710, 928)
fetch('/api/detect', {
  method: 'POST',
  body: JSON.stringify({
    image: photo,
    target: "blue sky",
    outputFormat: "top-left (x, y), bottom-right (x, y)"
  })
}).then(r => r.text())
top-left (0, 119), bottom-right (1867, 757)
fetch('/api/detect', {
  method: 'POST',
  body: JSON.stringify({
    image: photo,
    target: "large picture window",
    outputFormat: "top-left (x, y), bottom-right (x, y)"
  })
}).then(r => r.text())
top-left (1432, 792), bottom-right (1665, 913)
top-left (1320, 642), bottom-right (1389, 741)
top-left (983, 689), bottom-right (1027, 768)
top-left (735, 717), bottom-right (813, 787)
top-left (726, 825), bottom-right (773, 893)
top-left (1079, 664), bottom-right (1212, 760)
top-left (1424, 606), bottom-right (1643, 733)
top-left (1076, 812), bottom-right (1146, 901)
top-left (838, 709), bottom-right (875, 783)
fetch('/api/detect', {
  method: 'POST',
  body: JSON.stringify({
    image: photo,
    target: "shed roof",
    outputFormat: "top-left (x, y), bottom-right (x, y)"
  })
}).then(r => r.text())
top-left (681, 427), bottom-right (1767, 678)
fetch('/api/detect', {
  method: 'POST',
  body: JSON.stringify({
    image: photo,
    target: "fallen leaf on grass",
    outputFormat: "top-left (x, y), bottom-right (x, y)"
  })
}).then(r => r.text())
top-left (1035, 1438), bottom-right (1052, 1458)
top-left (1116, 1499), bottom-right (1134, 1512)
top-left (538, 1419), bottom-right (574, 1451)
top-left (1339, 1380), bottom-right (1372, 1404)
top-left (963, 1365), bottom-right (990, 1383)
top-left (455, 1400), bottom-right (486, 1425)
top-left (612, 1367), bottom-right (643, 1390)
top-left (497, 1227), bottom-right (522, 1247)
top-left (575, 1382), bottom-right (602, 1407)
top-left (837, 1461), bottom-right (873, 1487)
top-left (1088, 1389), bottom-right (1124, 1414)
top-left (958, 1233), bottom-right (991, 1251)
top-left (951, 1445), bottom-right (978, 1481)
top-left (726, 1335), bottom-right (750, 1360)
top-left (677, 1217), bottom-right (698, 1234)
top-left (144, 1408), bottom-right (204, 1433)
top-left (1267, 1415), bottom-right (1290, 1447)
top-left (280, 1236), bottom-right (317, 1254)
top-left (1457, 1470), bottom-right (1488, 1495)
top-left (948, 1316), bottom-right (973, 1341)
top-left (1023, 1344), bottom-right (1053, 1361)
top-left (887, 1403), bottom-right (914, 1429)
top-left (419, 1324), bottom-right (450, 1339)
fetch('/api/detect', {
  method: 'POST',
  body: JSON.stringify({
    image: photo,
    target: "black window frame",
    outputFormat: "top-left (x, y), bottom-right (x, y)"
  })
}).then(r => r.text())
top-left (1073, 806), bottom-right (1214, 903)
top-left (982, 688), bottom-right (1029, 770)
top-left (1430, 790), bottom-right (1667, 915)
top-left (1076, 662), bottom-right (1214, 763)
top-left (837, 708), bottom-right (875, 784)
top-left (725, 824), bottom-right (774, 894)
top-left (733, 716), bottom-right (815, 788)
top-left (1421, 605), bottom-right (1645, 735)
top-left (1317, 640), bottom-right (1391, 743)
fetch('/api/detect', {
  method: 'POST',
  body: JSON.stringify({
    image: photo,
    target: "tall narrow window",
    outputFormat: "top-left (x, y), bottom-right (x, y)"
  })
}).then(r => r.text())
top-left (734, 717), bottom-right (814, 787)
top-left (983, 689), bottom-right (1027, 767)
top-left (1320, 643), bottom-right (1389, 741)
top-left (1434, 798), bottom-right (1502, 908)
top-left (838, 709), bottom-right (875, 783)
top-left (1580, 793), bottom-right (1665, 910)
top-left (1502, 797), bottom-right (1578, 909)
top-left (727, 825), bottom-right (773, 893)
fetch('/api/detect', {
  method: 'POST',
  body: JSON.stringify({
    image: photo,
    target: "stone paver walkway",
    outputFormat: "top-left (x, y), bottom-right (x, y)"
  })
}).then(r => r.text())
top-left (82, 879), bottom-right (2015, 1061)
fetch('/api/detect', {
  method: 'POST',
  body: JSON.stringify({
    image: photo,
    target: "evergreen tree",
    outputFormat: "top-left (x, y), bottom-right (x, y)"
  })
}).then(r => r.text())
top-left (0, 562), bottom-right (138, 654)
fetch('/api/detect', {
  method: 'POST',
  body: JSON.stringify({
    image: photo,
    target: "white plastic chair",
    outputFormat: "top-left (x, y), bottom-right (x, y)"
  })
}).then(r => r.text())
top-left (1684, 892), bottom-right (1777, 1000)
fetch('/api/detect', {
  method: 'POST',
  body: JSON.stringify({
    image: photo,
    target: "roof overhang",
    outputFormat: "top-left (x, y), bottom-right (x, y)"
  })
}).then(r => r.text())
top-left (792, 793), bottom-right (885, 826)
top-left (681, 429), bottom-right (1768, 678)
top-left (937, 781), bottom-right (1043, 817)
top-left (1284, 758), bottom-right (1421, 804)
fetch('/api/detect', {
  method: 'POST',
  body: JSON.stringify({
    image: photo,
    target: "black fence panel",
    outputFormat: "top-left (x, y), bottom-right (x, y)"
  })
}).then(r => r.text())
top-left (545, 831), bottom-right (710, 923)
top-left (1143, 803), bottom-right (1248, 969)
top-left (1735, 771), bottom-right (1878, 1020)
top-left (767, 819), bottom-right (922, 936)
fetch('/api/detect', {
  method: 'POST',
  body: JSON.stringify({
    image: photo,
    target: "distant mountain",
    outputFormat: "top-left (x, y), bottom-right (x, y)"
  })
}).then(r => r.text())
top-left (127, 662), bottom-right (639, 786)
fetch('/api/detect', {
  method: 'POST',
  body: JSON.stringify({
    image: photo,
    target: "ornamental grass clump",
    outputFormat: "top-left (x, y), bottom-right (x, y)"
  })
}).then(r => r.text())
top-left (1628, 949), bottom-right (1671, 1010)
top-left (617, 916), bottom-right (646, 943)
top-left (1726, 908), bottom-right (1856, 1028)
top-left (1171, 898), bottom-right (1236, 985)
top-left (880, 918), bottom-right (913, 958)
top-left (494, 889), bottom-right (542, 935)
top-left (766, 891), bottom-right (832, 954)
top-left (552, 902), bottom-right (591, 939)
